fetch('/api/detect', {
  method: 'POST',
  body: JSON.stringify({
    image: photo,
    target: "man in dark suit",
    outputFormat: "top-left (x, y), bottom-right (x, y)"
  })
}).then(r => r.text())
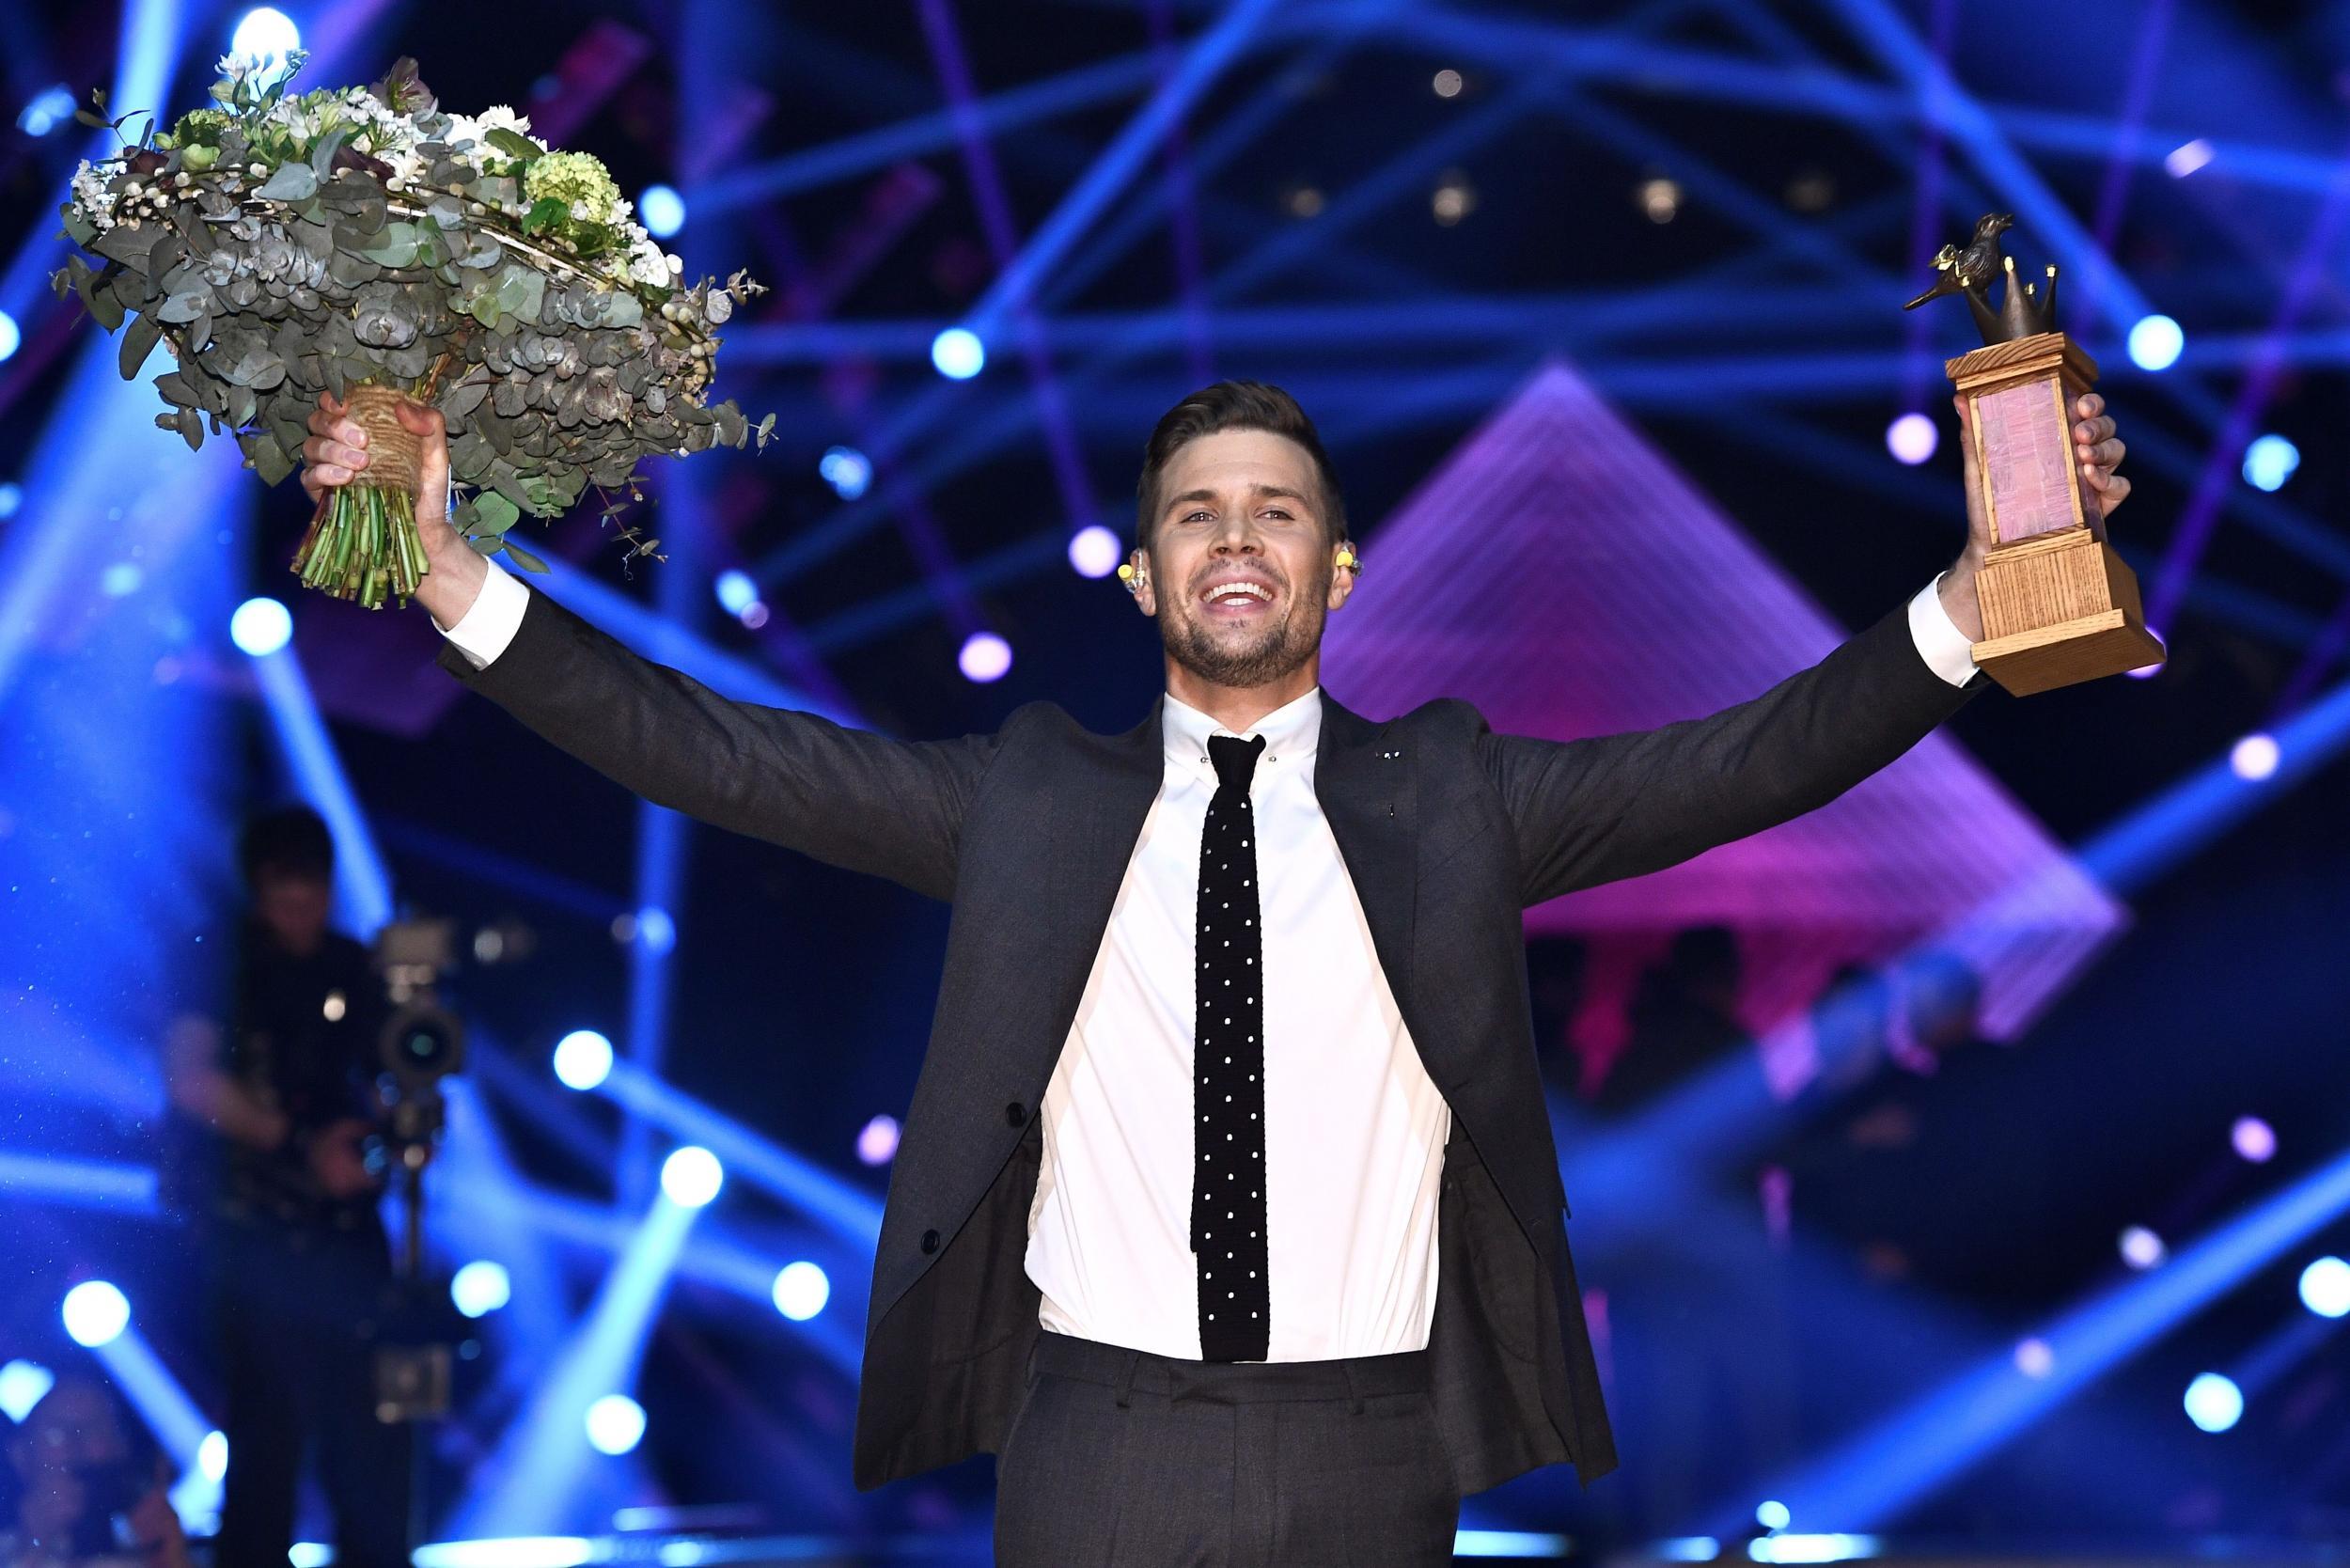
top-left (300, 377), bottom-right (2129, 1564)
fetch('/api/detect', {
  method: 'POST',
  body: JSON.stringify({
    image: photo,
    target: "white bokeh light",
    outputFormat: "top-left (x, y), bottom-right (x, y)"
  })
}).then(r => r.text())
top-left (553, 1029), bottom-right (613, 1091)
top-left (661, 1146), bottom-right (724, 1209)
top-left (1067, 524), bottom-right (1122, 579)
top-left (931, 327), bottom-right (985, 380)
top-left (230, 597), bottom-right (293, 657)
top-left (229, 8), bottom-right (301, 65)
top-left (2230, 733), bottom-right (2280, 782)
top-left (959, 631), bottom-right (1012, 683)
top-left (1885, 412), bottom-right (1938, 466)
top-left (62, 1281), bottom-right (130, 1347)
top-left (584, 1393), bottom-right (646, 1455)
top-left (772, 1262), bottom-right (831, 1322)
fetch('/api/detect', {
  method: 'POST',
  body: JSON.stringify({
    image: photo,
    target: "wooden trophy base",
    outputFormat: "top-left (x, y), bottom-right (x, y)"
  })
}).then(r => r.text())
top-left (1969, 526), bottom-right (2166, 696)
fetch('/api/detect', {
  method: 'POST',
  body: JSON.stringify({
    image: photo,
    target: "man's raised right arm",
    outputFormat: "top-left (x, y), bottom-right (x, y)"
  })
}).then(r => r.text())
top-left (302, 393), bottom-right (999, 901)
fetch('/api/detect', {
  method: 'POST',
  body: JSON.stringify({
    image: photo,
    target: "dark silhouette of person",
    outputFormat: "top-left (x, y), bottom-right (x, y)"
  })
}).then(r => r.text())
top-left (164, 806), bottom-right (410, 1568)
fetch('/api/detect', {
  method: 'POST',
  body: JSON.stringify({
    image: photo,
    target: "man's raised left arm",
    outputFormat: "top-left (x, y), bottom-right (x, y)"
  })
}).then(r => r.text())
top-left (1479, 393), bottom-right (2129, 907)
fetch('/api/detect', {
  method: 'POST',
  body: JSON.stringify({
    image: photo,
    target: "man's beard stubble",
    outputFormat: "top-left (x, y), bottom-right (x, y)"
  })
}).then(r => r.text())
top-left (1161, 569), bottom-right (1328, 690)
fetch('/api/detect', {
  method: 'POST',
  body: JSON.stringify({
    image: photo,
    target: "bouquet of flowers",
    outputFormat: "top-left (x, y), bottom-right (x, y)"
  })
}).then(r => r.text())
top-left (52, 51), bottom-right (772, 607)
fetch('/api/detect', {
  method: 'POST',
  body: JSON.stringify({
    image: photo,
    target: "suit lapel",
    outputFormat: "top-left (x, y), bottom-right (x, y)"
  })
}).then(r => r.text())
top-left (1023, 697), bottom-right (1167, 1056)
top-left (1312, 694), bottom-right (1422, 1051)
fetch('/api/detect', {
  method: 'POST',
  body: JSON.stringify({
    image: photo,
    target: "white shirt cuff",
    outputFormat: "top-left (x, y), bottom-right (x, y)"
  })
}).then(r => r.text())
top-left (1907, 572), bottom-right (1981, 688)
top-left (432, 557), bottom-right (529, 669)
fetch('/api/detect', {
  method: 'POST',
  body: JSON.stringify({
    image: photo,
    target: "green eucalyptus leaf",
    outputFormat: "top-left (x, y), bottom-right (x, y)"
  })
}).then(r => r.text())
top-left (502, 541), bottom-right (548, 572)
top-left (484, 128), bottom-right (540, 163)
top-left (471, 491), bottom-right (520, 535)
top-left (309, 126), bottom-right (349, 179)
top-left (256, 162), bottom-right (318, 201)
top-left (118, 312), bottom-right (162, 380)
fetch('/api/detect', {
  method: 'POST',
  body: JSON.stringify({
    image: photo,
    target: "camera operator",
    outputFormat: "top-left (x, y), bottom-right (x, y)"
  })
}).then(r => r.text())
top-left (0, 1374), bottom-right (191, 1568)
top-left (163, 806), bottom-right (410, 1568)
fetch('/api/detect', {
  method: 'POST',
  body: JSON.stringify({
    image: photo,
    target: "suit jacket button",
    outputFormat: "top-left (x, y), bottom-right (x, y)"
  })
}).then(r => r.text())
top-left (1005, 1101), bottom-right (1026, 1127)
top-left (920, 1229), bottom-right (939, 1255)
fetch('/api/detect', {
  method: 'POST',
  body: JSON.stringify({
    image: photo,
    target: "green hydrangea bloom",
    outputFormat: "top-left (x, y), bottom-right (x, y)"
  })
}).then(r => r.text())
top-left (524, 150), bottom-right (621, 224)
top-left (169, 106), bottom-right (236, 147)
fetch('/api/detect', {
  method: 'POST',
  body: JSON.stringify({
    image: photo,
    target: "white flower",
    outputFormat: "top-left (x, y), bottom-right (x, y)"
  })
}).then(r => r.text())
top-left (627, 236), bottom-right (670, 287)
top-left (476, 103), bottom-right (530, 134)
top-left (70, 158), bottom-right (118, 228)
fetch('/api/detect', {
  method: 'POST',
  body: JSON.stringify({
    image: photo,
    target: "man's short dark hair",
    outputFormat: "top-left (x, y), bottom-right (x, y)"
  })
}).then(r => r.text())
top-left (239, 804), bottom-right (335, 890)
top-left (1135, 380), bottom-right (1347, 553)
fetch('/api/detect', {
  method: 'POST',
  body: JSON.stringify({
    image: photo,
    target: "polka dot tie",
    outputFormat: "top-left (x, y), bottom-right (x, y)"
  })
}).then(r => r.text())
top-left (1195, 732), bottom-right (1270, 1361)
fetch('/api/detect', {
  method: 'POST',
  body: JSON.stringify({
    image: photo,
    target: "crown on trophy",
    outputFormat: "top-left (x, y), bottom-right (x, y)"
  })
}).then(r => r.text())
top-left (1903, 212), bottom-right (2060, 346)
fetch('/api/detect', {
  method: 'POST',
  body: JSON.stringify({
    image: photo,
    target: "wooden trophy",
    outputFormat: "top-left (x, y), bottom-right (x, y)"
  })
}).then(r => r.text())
top-left (1904, 213), bottom-right (2166, 695)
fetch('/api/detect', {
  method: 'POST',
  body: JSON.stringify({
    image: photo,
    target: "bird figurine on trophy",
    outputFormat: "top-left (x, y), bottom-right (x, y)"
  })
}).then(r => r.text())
top-left (1904, 213), bottom-right (2165, 695)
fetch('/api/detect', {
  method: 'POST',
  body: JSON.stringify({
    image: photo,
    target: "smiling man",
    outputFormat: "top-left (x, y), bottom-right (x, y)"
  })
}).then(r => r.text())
top-left (301, 374), bottom-right (2127, 1565)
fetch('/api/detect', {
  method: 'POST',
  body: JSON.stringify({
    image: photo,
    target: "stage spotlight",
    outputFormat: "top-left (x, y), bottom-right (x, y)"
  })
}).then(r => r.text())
top-left (660, 1146), bottom-right (724, 1209)
top-left (819, 445), bottom-right (871, 500)
top-left (1885, 412), bottom-right (1937, 465)
top-left (1639, 177), bottom-right (1682, 224)
top-left (1067, 524), bottom-right (1121, 579)
top-left (2184, 1372), bottom-right (2241, 1433)
top-left (0, 1359), bottom-right (55, 1421)
top-left (552, 1029), bottom-right (614, 1092)
top-left (739, 602), bottom-right (769, 630)
top-left (229, 7), bottom-right (301, 63)
top-left (638, 184), bottom-right (685, 239)
top-left (1432, 172), bottom-right (1476, 227)
top-left (958, 631), bottom-right (1012, 683)
top-left (856, 1114), bottom-right (901, 1166)
top-left (2301, 1257), bottom-right (2350, 1318)
top-left (2232, 1116), bottom-right (2277, 1163)
top-left (2127, 314), bottom-right (2184, 372)
top-left (0, 482), bottom-right (21, 519)
top-left (2242, 433), bottom-right (2299, 493)
top-left (2164, 139), bottom-right (2214, 179)
top-left (16, 85), bottom-right (75, 137)
top-left (1432, 69), bottom-right (1463, 99)
top-left (1755, 1498), bottom-right (1792, 1530)
top-left (1283, 184), bottom-right (1325, 219)
top-left (714, 570), bottom-right (757, 615)
top-left (931, 327), bottom-right (985, 380)
top-left (62, 1281), bottom-right (130, 1348)
top-left (636, 906), bottom-right (676, 955)
top-left (2013, 1337), bottom-right (2055, 1378)
top-left (2120, 1225), bottom-right (2166, 1269)
top-left (197, 1430), bottom-right (227, 1482)
top-left (451, 1261), bottom-right (513, 1319)
top-left (0, 308), bottom-right (20, 363)
top-left (101, 562), bottom-right (144, 597)
top-left (772, 1261), bottom-right (830, 1321)
top-left (229, 597), bottom-right (292, 657)
top-left (2230, 732), bottom-right (2280, 782)
top-left (583, 1393), bottom-right (646, 1455)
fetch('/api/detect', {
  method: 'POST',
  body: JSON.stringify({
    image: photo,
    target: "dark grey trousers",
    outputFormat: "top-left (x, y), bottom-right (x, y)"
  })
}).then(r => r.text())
top-left (993, 1328), bottom-right (1462, 1566)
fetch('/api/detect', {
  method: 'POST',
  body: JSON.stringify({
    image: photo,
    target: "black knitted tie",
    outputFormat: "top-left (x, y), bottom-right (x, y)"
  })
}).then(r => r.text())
top-left (1194, 732), bottom-right (1270, 1361)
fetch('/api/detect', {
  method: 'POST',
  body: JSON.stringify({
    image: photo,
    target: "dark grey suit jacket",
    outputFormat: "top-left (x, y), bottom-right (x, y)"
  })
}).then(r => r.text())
top-left (435, 587), bottom-right (1976, 1495)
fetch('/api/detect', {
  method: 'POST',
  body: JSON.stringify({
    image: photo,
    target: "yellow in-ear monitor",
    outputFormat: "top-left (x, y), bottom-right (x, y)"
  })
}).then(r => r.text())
top-left (1336, 547), bottom-right (1358, 572)
top-left (1117, 563), bottom-right (1136, 582)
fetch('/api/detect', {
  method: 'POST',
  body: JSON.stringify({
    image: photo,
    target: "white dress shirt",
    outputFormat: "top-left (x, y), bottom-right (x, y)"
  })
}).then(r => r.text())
top-left (1025, 684), bottom-right (1454, 1360)
top-left (435, 561), bottom-right (1982, 1362)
